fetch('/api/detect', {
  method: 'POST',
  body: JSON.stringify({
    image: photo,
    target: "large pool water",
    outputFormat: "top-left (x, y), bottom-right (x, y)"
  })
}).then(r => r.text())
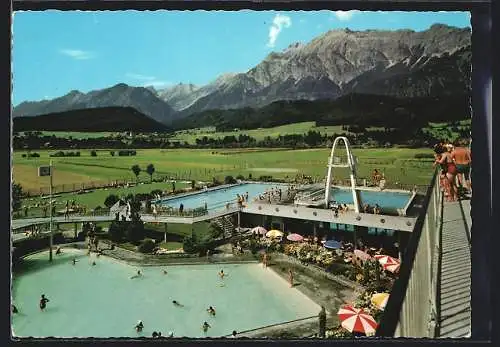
top-left (330, 188), bottom-right (412, 210)
top-left (160, 183), bottom-right (288, 212)
top-left (12, 250), bottom-right (319, 338)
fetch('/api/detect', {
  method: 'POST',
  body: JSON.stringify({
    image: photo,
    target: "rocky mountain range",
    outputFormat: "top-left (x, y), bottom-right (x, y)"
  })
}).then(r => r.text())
top-left (13, 24), bottom-right (471, 126)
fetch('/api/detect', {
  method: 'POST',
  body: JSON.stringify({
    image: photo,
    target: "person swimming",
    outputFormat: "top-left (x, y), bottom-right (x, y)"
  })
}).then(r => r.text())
top-left (135, 320), bottom-right (144, 332)
top-left (231, 330), bottom-right (237, 338)
top-left (72, 258), bottom-right (78, 265)
top-left (130, 270), bottom-right (142, 279)
top-left (207, 306), bottom-right (216, 316)
top-left (172, 300), bottom-right (184, 307)
top-left (91, 261), bottom-right (96, 266)
top-left (12, 304), bottom-right (18, 314)
top-left (218, 269), bottom-right (225, 279)
top-left (163, 270), bottom-right (168, 275)
top-left (202, 321), bottom-right (211, 332)
top-left (55, 246), bottom-right (62, 255)
top-left (39, 294), bottom-right (49, 311)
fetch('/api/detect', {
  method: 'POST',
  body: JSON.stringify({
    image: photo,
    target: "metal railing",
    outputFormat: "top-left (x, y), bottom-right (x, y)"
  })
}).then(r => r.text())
top-left (376, 168), bottom-right (442, 337)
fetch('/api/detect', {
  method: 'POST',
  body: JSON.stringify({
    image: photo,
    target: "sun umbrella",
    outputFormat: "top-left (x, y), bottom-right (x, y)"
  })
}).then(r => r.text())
top-left (354, 249), bottom-right (371, 261)
top-left (266, 229), bottom-right (284, 238)
top-left (251, 226), bottom-right (267, 235)
top-left (383, 261), bottom-right (401, 273)
top-left (286, 233), bottom-right (304, 242)
top-left (371, 293), bottom-right (390, 311)
top-left (324, 240), bottom-right (342, 249)
top-left (374, 254), bottom-right (398, 266)
top-left (337, 305), bottom-right (378, 336)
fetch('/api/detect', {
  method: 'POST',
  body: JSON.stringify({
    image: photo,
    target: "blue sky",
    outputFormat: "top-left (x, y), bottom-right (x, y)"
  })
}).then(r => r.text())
top-left (12, 10), bottom-right (470, 105)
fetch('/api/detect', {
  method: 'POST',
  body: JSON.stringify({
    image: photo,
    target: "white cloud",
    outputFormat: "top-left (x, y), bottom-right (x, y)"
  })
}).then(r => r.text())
top-left (267, 14), bottom-right (292, 48)
top-left (334, 11), bottom-right (357, 21)
top-left (125, 73), bottom-right (156, 81)
top-left (142, 81), bottom-right (172, 88)
top-left (59, 49), bottom-right (95, 60)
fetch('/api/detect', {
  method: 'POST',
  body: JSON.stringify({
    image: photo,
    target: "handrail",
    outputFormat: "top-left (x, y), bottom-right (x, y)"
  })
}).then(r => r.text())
top-left (376, 168), bottom-right (441, 337)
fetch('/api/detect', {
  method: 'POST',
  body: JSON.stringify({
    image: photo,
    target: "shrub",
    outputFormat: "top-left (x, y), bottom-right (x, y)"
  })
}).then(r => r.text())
top-left (236, 174), bottom-right (245, 180)
top-left (90, 150), bottom-right (97, 157)
top-left (125, 221), bottom-right (145, 244)
top-left (224, 175), bottom-right (237, 184)
top-left (110, 151), bottom-right (115, 156)
top-left (138, 239), bottom-right (156, 253)
top-left (104, 194), bottom-right (120, 208)
top-left (108, 221), bottom-right (125, 242)
top-left (21, 154), bottom-right (26, 158)
top-left (29, 152), bottom-right (40, 158)
top-left (414, 153), bottom-right (435, 159)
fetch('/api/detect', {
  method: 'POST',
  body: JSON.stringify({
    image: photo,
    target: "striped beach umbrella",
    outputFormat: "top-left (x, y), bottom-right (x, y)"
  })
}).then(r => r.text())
top-left (251, 226), bottom-right (267, 235)
top-left (383, 261), bottom-right (401, 274)
top-left (354, 249), bottom-right (371, 261)
top-left (337, 305), bottom-right (378, 336)
top-left (374, 254), bottom-right (398, 266)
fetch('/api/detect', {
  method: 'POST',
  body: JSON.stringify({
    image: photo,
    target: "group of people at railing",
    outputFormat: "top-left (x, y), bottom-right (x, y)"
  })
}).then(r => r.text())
top-left (433, 139), bottom-right (471, 202)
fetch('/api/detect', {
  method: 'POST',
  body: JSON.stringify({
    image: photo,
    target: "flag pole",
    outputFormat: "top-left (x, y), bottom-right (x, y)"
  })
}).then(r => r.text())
top-left (49, 160), bottom-right (53, 262)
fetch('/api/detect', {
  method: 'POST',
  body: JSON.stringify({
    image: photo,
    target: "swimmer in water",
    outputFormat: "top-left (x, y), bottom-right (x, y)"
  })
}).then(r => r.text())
top-left (218, 269), bottom-right (225, 279)
top-left (202, 321), bottom-right (211, 332)
top-left (39, 294), bottom-right (49, 311)
top-left (12, 304), bottom-right (18, 314)
top-left (163, 270), bottom-right (168, 275)
top-left (207, 306), bottom-right (216, 316)
top-left (135, 320), bottom-right (144, 332)
top-left (72, 258), bottom-right (78, 265)
top-left (130, 270), bottom-right (142, 279)
top-left (91, 261), bottom-right (96, 266)
top-left (172, 300), bottom-right (184, 307)
top-left (55, 246), bottom-right (62, 255)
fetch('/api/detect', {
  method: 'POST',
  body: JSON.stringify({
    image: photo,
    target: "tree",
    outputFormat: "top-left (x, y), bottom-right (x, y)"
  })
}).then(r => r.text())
top-left (108, 221), bottom-right (125, 242)
top-left (146, 164), bottom-right (155, 183)
top-left (224, 175), bottom-right (236, 184)
top-left (104, 194), bottom-right (120, 208)
top-left (131, 165), bottom-right (141, 182)
top-left (12, 182), bottom-right (23, 211)
top-left (90, 150), bottom-right (97, 157)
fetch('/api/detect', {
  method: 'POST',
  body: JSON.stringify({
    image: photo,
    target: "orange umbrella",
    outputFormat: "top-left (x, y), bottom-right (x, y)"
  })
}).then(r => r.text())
top-left (337, 305), bottom-right (378, 335)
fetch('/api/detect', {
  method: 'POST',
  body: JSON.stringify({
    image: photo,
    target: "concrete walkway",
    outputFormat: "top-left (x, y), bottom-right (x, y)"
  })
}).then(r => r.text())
top-left (437, 198), bottom-right (471, 338)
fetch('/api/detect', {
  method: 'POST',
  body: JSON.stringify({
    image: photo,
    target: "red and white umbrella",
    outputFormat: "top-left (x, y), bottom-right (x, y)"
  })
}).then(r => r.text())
top-left (286, 233), bottom-right (304, 242)
top-left (337, 305), bottom-right (378, 335)
top-left (251, 226), bottom-right (267, 235)
top-left (374, 254), bottom-right (398, 266)
top-left (383, 261), bottom-right (401, 274)
top-left (354, 249), bottom-right (371, 261)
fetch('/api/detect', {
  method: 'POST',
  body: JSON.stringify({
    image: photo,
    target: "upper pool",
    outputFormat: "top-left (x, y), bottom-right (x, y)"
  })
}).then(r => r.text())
top-left (330, 187), bottom-right (413, 213)
top-left (159, 183), bottom-right (289, 212)
top-left (12, 250), bottom-right (318, 338)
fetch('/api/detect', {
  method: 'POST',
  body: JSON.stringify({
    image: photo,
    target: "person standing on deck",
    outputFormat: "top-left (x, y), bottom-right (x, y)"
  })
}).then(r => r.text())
top-left (452, 139), bottom-right (472, 194)
top-left (288, 269), bottom-right (294, 288)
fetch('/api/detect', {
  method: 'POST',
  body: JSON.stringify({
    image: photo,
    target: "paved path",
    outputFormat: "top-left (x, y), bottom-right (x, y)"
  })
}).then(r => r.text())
top-left (437, 198), bottom-right (471, 338)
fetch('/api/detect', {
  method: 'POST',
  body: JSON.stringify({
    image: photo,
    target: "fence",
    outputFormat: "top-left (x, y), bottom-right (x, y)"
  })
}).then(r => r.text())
top-left (376, 168), bottom-right (442, 337)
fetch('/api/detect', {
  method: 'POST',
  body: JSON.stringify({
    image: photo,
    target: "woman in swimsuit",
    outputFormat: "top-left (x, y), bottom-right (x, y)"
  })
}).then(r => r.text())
top-left (436, 145), bottom-right (458, 201)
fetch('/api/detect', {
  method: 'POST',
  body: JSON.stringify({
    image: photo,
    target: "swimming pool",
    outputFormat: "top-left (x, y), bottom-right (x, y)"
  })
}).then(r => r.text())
top-left (159, 183), bottom-right (288, 212)
top-left (12, 250), bottom-right (319, 338)
top-left (330, 187), bottom-right (413, 212)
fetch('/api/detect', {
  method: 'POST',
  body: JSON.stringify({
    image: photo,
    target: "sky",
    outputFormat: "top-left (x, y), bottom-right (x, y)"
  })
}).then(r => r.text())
top-left (12, 10), bottom-right (470, 105)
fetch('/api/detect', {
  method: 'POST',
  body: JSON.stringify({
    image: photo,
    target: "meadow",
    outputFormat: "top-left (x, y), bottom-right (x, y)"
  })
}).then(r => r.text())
top-left (13, 147), bottom-right (435, 193)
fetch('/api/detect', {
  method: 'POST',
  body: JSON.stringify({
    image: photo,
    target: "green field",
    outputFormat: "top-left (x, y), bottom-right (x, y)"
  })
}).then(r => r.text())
top-left (14, 147), bottom-right (435, 194)
top-left (169, 122), bottom-right (351, 144)
top-left (19, 131), bottom-right (115, 139)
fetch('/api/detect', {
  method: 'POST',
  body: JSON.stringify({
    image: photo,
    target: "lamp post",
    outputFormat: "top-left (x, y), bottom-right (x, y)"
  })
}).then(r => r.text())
top-left (38, 162), bottom-right (54, 261)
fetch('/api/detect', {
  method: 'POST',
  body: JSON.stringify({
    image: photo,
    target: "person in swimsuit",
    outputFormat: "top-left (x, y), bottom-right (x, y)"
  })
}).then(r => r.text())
top-left (218, 269), bottom-right (225, 279)
top-left (437, 145), bottom-right (458, 201)
top-left (39, 294), bottom-right (49, 311)
top-left (130, 270), bottom-right (142, 279)
top-left (207, 306), bottom-right (216, 316)
top-left (135, 320), bottom-right (144, 332)
top-left (12, 304), bottom-right (18, 314)
top-left (202, 321), bottom-right (211, 332)
top-left (172, 300), bottom-right (184, 307)
top-left (452, 139), bottom-right (472, 193)
top-left (288, 269), bottom-right (294, 288)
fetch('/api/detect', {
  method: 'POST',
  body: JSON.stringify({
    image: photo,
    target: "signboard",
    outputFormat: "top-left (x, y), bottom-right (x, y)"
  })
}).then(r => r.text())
top-left (38, 166), bottom-right (52, 177)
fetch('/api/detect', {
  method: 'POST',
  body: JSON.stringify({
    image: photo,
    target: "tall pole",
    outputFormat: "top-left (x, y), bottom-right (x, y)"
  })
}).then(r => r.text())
top-left (49, 160), bottom-right (53, 262)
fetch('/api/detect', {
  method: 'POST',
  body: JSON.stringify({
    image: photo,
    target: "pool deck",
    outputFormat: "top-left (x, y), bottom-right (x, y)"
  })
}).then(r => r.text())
top-left (436, 198), bottom-right (471, 338)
